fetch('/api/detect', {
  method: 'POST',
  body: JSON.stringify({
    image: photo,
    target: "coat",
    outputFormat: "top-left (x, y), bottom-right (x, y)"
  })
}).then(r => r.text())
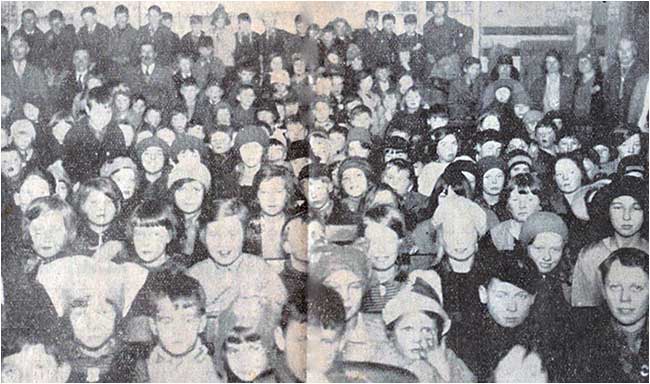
top-left (137, 24), bottom-right (179, 67)
top-left (108, 24), bottom-right (140, 72)
top-left (233, 32), bottom-right (262, 68)
top-left (422, 16), bottom-right (471, 61)
top-left (43, 25), bottom-right (78, 72)
top-left (604, 59), bottom-right (648, 125)
top-left (529, 73), bottom-right (575, 113)
top-left (11, 27), bottom-right (47, 68)
top-left (122, 63), bottom-right (175, 110)
top-left (77, 23), bottom-right (112, 72)
top-left (1, 61), bottom-right (49, 119)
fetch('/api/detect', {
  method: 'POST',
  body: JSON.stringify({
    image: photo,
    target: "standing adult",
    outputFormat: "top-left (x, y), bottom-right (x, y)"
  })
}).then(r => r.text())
top-left (108, 5), bottom-right (139, 80)
top-left (43, 9), bottom-right (77, 73)
top-left (137, 5), bottom-right (178, 67)
top-left (422, 1), bottom-right (471, 80)
top-left (210, 4), bottom-right (236, 69)
top-left (10, 9), bottom-right (46, 68)
top-left (77, 6), bottom-right (111, 75)
top-left (529, 50), bottom-right (575, 113)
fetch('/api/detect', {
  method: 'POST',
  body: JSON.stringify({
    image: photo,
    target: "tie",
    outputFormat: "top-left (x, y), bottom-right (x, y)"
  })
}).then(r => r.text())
top-left (77, 73), bottom-right (84, 89)
top-left (15, 62), bottom-right (24, 78)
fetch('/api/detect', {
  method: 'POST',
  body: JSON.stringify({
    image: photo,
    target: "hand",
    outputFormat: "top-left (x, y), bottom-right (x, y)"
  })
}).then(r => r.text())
top-left (421, 337), bottom-right (451, 382)
top-left (23, 103), bottom-right (40, 121)
top-left (494, 345), bottom-right (547, 383)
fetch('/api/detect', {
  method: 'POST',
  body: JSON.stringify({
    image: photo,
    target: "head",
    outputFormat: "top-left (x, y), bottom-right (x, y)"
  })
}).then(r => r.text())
top-left (300, 165), bottom-right (333, 210)
top-left (364, 205), bottom-right (405, 271)
top-left (23, 196), bottom-right (78, 259)
top-left (114, 5), bottom-right (129, 28)
top-left (201, 198), bottom-right (249, 266)
top-left (100, 157), bottom-right (138, 201)
top-left (48, 10), bottom-right (64, 34)
top-left (608, 190), bottom-right (645, 239)
top-left (1, 146), bottom-right (23, 179)
top-left (382, 159), bottom-right (415, 197)
top-left (306, 283), bottom-right (346, 375)
top-left (339, 158), bottom-right (372, 198)
top-left (14, 170), bottom-right (55, 213)
top-left (140, 43), bottom-right (157, 66)
top-left (503, 173), bottom-right (545, 223)
top-left (148, 272), bottom-right (206, 355)
top-left (544, 50), bottom-right (562, 74)
top-left (10, 119), bottom-right (36, 151)
top-left (617, 36), bottom-right (638, 67)
top-left (74, 177), bottom-right (122, 228)
top-left (236, 85), bottom-right (256, 109)
top-left (463, 57), bottom-right (482, 80)
top-left (535, 122), bottom-right (557, 149)
top-left (80, 7), bottom-right (97, 26)
top-left (478, 157), bottom-right (507, 197)
top-left (86, 86), bottom-right (114, 130)
top-left (434, 196), bottom-right (487, 262)
top-left (253, 165), bottom-right (293, 216)
top-left (479, 257), bottom-right (539, 328)
top-left (137, 138), bottom-right (168, 174)
top-left (67, 297), bottom-right (120, 350)
top-left (20, 9), bottom-right (37, 31)
top-left (600, 248), bottom-right (649, 329)
top-left (431, 127), bottom-right (459, 162)
top-left (127, 200), bottom-right (177, 266)
top-left (209, 128), bottom-right (234, 155)
top-left (520, 212), bottom-right (568, 274)
top-left (10, 35), bottom-right (29, 62)
top-left (403, 87), bottom-right (422, 111)
top-left (73, 49), bottom-right (91, 73)
top-left (553, 155), bottom-right (585, 194)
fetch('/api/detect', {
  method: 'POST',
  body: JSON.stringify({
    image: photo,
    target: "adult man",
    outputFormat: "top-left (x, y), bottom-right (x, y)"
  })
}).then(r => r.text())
top-left (259, 15), bottom-right (291, 71)
top-left (137, 5), bottom-right (178, 67)
top-left (43, 9), bottom-right (77, 72)
top-left (56, 49), bottom-right (93, 112)
top-left (77, 6), bottom-right (111, 74)
top-left (10, 9), bottom-right (46, 68)
top-left (108, 4), bottom-right (139, 78)
top-left (123, 43), bottom-right (174, 111)
top-left (1, 35), bottom-right (49, 121)
top-left (605, 37), bottom-right (648, 125)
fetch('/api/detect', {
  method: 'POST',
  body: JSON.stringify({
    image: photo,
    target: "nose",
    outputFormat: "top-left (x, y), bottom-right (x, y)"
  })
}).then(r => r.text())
top-left (507, 299), bottom-right (518, 312)
top-left (542, 250), bottom-right (552, 261)
top-left (620, 288), bottom-right (632, 303)
top-left (623, 208), bottom-right (632, 221)
top-left (519, 199), bottom-right (527, 209)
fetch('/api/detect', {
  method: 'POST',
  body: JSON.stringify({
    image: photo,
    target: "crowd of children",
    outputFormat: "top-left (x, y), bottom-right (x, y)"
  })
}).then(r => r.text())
top-left (1, 2), bottom-right (649, 382)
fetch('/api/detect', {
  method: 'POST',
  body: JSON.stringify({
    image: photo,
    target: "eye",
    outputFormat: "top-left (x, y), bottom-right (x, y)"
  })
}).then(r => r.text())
top-left (608, 284), bottom-right (622, 291)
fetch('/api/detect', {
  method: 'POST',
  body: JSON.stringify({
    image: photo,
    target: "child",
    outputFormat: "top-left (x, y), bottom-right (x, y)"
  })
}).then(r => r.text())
top-left (333, 157), bottom-right (374, 225)
top-left (193, 36), bottom-right (226, 90)
top-left (274, 296), bottom-right (307, 382)
top-left (135, 136), bottom-right (170, 201)
top-left (381, 158), bottom-right (429, 228)
top-left (208, 126), bottom-right (238, 195)
top-left (99, 156), bottom-right (140, 223)
top-left (232, 84), bottom-right (257, 130)
top-left (244, 165), bottom-right (294, 272)
top-left (267, 138), bottom-right (288, 166)
top-left (172, 53), bottom-right (196, 96)
top-left (346, 127), bottom-right (373, 159)
top-left (186, 198), bottom-right (287, 343)
top-left (426, 104), bottom-right (450, 132)
top-left (167, 159), bottom-right (212, 266)
top-left (475, 156), bottom-right (508, 229)
top-left (285, 117), bottom-right (308, 143)
top-left (169, 108), bottom-right (189, 135)
top-left (298, 164), bottom-right (335, 223)
top-left (74, 177), bottom-right (125, 254)
top-left (348, 104), bottom-right (373, 132)
top-left (361, 205), bottom-right (409, 313)
top-left (9, 119), bottom-right (38, 169)
top-left (12, 168), bottom-right (55, 214)
top-left (309, 130), bottom-right (332, 165)
top-left (312, 97), bottom-right (336, 132)
top-left (171, 133), bottom-right (209, 165)
top-left (279, 214), bottom-right (310, 302)
top-left (1, 145), bottom-right (24, 192)
top-left (177, 77), bottom-right (201, 123)
top-left (329, 125), bottom-right (348, 163)
top-left (1, 338), bottom-right (71, 383)
top-left (180, 14), bottom-right (205, 61)
top-left (474, 129), bottom-right (504, 161)
top-left (392, 86), bottom-right (427, 142)
top-left (418, 127), bottom-right (459, 196)
top-left (135, 272), bottom-right (220, 382)
top-left (141, 106), bottom-right (163, 133)
top-left (234, 125), bottom-right (269, 201)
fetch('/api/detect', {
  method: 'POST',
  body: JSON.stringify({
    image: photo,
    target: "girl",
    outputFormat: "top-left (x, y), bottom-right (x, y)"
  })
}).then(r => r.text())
top-left (99, 157), bottom-right (140, 224)
top-left (243, 165), bottom-right (295, 272)
top-left (475, 156), bottom-right (508, 229)
top-left (418, 127), bottom-right (460, 197)
top-left (74, 177), bottom-right (125, 254)
top-left (361, 205), bottom-right (409, 313)
top-left (112, 86), bottom-right (139, 129)
top-left (45, 112), bottom-right (74, 165)
top-left (186, 198), bottom-right (287, 344)
top-left (332, 157), bottom-right (374, 225)
top-left (233, 125), bottom-right (269, 203)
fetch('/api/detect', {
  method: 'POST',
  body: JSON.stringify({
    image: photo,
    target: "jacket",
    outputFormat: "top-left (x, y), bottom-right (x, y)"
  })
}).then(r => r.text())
top-left (43, 25), bottom-right (77, 72)
top-left (108, 24), bottom-right (140, 69)
top-left (122, 63), bottom-right (175, 110)
top-left (1, 61), bottom-right (49, 119)
top-left (605, 59), bottom-right (648, 125)
top-left (529, 73), bottom-right (575, 112)
top-left (11, 27), bottom-right (47, 68)
top-left (137, 24), bottom-right (179, 67)
top-left (77, 23), bottom-right (112, 72)
top-left (422, 16), bottom-right (471, 60)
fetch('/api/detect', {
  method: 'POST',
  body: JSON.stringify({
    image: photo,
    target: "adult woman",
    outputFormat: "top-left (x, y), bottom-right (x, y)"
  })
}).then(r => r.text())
top-left (210, 4), bottom-right (236, 68)
top-left (530, 50), bottom-right (575, 113)
top-left (573, 50), bottom-right (606, 127)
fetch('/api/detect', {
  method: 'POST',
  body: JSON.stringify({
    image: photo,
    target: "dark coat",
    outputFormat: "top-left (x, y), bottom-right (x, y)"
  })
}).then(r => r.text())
top-left (179, 31), bottom-right (205, 62)
top-left (108, 24), bottom-right (140, 73)
top-left (422, 16), bottom-right (470, 60)
top-left (43, 25), bottom-right (78, 72)
top-left (11, 27), bottom-right (47, 68)
top-left (1, 61), bottom-right (49, 119)
top-left (529, 74), bottom-right (575, 112)
top-left (233, 31), bottom-right (262, 68)
top-left (122, 63), bottom-right (175, 110)
top-left (604, 59), bottom-right (648, 125)
top-left (137, 24), bottom-right (179, 67)
top-left (259, 29), bottom-right (292, 69)
top-left (77, 23), bottom-right (112, 73)
top-left (352, 28), bottom-right (383, 70)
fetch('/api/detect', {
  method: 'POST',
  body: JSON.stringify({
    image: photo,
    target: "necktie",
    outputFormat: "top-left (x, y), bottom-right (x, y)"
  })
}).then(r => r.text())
top-left (77, 73), bottom-right (84, 89)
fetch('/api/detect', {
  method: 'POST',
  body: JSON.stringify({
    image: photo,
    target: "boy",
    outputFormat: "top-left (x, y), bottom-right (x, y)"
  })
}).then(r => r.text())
top-left (348, 104), bottom-right (373, 131)
top-left (193, 35), bottom-right (225, 90)
top-left (298, 164), bottom-right (335, 224)
top-left (9, 119), bottom-right (39, 170)
top-left (376, 14), bottom-right (398, 69)
top-left (208, 127), bottom-right (238, 198)
top-left (171, 52), bottom-right (196, 96)
top-left (1, 145), bottom-right (24, 192)
top-left (381, 158), bottom-right (428, 229)
top-left (312, 98), bottom-right (336, 132)
top-left (179, 15), bottom-right (204, 62)
top-left (135, 135), bottom-right (170, 201)
top-left (169, 108), bottom-right (188, 134)
top-left (426, 104), bottom-right (450, 132)
top-left (353, 10), bottom-right (381, 72)
top-left (135, 272), bottom-right (219, 382)
top-left (280, 214), bottom-right (310, 302)
top-left (391, 87), bottom-right (427, 141)
top-left (232, 85), bottom-right (257, 130)
top-left (285, 117), bottom-right (308, 143)
top-left (329, 125), bottom-right (348, 163)
top-left (397, 14), bottom-right (426, 82)
top-left (274, 296), bottom-right (307, 382)
top-left (64, 86), bottom-right (128, 183)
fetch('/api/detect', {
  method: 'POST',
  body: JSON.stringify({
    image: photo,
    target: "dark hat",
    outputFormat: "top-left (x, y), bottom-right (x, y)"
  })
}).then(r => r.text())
top-left (383, 136), bottom-right (409, 151)
top-left (338, 156), bottom-right (372, 182)
top-left (171, 133), bottom-right (208, 160)
top-left (506, 149), bottom-right (533, 172)
top-left (496, 54), bottom-right (514, 66)
top-left (474, 129), bottom-right (504, 145)
top-left (447, 159), bottom-right (481, 181)
top-left (482, 253), bottom-right (541, 295)
top-left (287, 140), bottom-right (310, 160)
top-left (519, 212), bottom-right (569, 245)
top-left (477, 156), bottom-right (507, 176)
top-left (135, 135), bottom-right (170, 160)
top-left (617, 155), bottom-right (647, 178)
top-left (235, 125), bottom-right (270, 150)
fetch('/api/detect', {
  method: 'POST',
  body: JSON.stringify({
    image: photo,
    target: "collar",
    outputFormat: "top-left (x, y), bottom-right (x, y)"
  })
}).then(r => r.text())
top-left (345, 313), bottom-right (370, 344)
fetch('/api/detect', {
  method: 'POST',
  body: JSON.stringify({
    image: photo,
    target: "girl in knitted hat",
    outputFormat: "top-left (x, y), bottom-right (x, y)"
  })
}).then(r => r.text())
top-left (332, 157), bottom-right (374, 225)
top-left (418, 126), bottom-right (460, 196)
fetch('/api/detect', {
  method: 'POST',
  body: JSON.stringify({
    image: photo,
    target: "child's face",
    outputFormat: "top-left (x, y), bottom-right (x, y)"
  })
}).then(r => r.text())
top-left (404, 90), bottom-right (421, 110)
top-left (225, 330), bottom-right (270, 382)
top-left (304, 178), bottom-right (331, 209)
top-left (347, 141), bottom-right (370, 158)
top-left (267, 144), bottom-right (286, 163)
top-left (593, 145), bottom-right (610, 164)
top-left (210, 131), bottom-right (233, 154)
top-left (180, 85), bottom-right (200, 102)
top-left (216, 108), bottom-right (231, 125)
top-left (270, 56), bottom-right (284, 72)
top-left (535, 126), bottom-right (556, 149)
top-left (495, 87), bottom-right (511, 103)
top-left (507, 188), bottom-right (541, 222)
top-left (507, 138), bottom-right (528, 153)
top-left (205, 216), bottom-right (244, 265)
top-left (310, 136), bottom-right (331, 162)
top-left (88, 101), bottom-right (113, 128)
top-left (174, 180), bottom-right (205, 214)
top-left (514, 103), bottom-right (530, 119)
top-left (170, 113), bottom-right (188, 133)
top-left (286, 123), bottom-right (306, 142)
top-left (376, 68), bottom-right (390, 82)
top-left (1, 344), bottom-right (71, 383)
top-left (382, 19), bottom-right (395, 33)
top-left (178, 58), bottom-right (192, 74)
top-left (315, 78), bottom-right (332, 97)
top-left (238, 89), bottom-right (256, 109)
top-left (618, 133), bottom-right (642, 158)
top-left (15, 176), bottom-right (51, 212)
top-left (283, 219), bottom-right (308, 262)
top-left (177, 149), bottom-right (201, 165)
top-left (428, 115), bottom-right (449, 129)
top-left (141, 147), bottom-right (165, 174)
top-left (558, 136), bottom-right (580, 154)
top-left (437, 134), bottom-right (458, 162)
top-left (365, 16), bottom-right (378, 29)
top-left (205, 85), bottom-right (223, 104)
top-left (55, 180), bottom-right (69, 201)
top-left (323, 270), bottom-right (364, 321)
top-left (12, 130), bottom-right (33, 151)
top-left (278, 320), bottom-right (307, 381)
top-left (314, 102), bottom-right (331, 122)
top-left (238, 70), bottom-right (255, 84)
top-left (111, 168), bottom-right (137, 200)
top-left (133, 99), bottom-right (146, 115)
top-left (82, 190), bottom-right (117, 227)
top-left (30, 210), bottom-right (67, 258)
top-left (399, 76), bottom-right (414, 92)
top-left (307, 323), bottom-right (342, 375)
top-left (152, 297), bottom-right (205, 355)
top-left (157, 129), bottom-right (176, 148)
top-left (341, 168), bottom-right (368, 197)
top-left (481, 279), bottom-right (534, 328)
top-left (483, 168), bottom-right (506, 196)
top-left (69, 299), bottom-right (117, 349)
top-left (382, 165), bottom-right (411, 196)
top-left (257, 176), bottom-right (288, 216)
top-left (133, 225), bottom-right (171, 264)
top-left (365, 221), bottom-right (399, 270)
top-left (1, 150), bottom-right (22, 178)
top-left (329, 132), bottom-right (346, 154)
top-left (383, 93), bottom-right (398, 110)
top-left (114, 94), bottom-right (130, 112)
top-left (359, 76), bottom-right (373, 92)
top-left (351, 112), bottom-right (371, 130)
top-left (441, 223), bottom-right (478, 261)
top-left (404, 22), bottom-right (416, 34)
top-left (393, 311), bottom-right (439, 362)
top-left (239, 142), bottom-right (264, 167)
top-left (187, 125), bottom-right (206, 141)
top-left (145, 110), bottom-right (162, 127)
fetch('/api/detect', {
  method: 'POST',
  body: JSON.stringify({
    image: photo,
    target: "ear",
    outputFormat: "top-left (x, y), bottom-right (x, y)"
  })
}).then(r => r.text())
top-left (273, 326), bottom-right (286, 351)
top-left (478, 285), bottom-right (488, 304)
top-left (148, 317), bottom-right (158, 337)
top-left (282, 237), bottom-right (291, 255)
top-left (199, 314), bottom-right (207, 333)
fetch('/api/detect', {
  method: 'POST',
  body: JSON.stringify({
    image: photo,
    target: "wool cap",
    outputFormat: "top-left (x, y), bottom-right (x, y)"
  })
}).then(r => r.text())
top-left (311, 243), bottom-right (371, 289)
top-left (346, 127), bottom-right (372, 146)
top-left (171, 133), bottom-right (208, 160)
top-left (235, 125), bottom-right (270, 150)
top-left (338, 156), bottom-right (372, 182)
top-left (519, 211), bottom-right (569, 245)
top-left (482, 254), bottom-right (541, 295)
top-left (507, 150), bottom-right (533, 171)
top-left (100, 156), bottom-right (138, 178)
top-left (135, 135), bottom-right (170, 160)
top-left (167, 159), bottom-right (211, 190)
top-left (617, 154), bottom-right (647, 177)
top-left (477, 156), bottom-right (507, 176)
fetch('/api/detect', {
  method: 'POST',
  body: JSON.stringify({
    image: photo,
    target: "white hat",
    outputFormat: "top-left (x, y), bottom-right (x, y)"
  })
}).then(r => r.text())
top-left (167, 159), bottom-right (211, 190)
top-left (432, 193), bottom-right (488, 237)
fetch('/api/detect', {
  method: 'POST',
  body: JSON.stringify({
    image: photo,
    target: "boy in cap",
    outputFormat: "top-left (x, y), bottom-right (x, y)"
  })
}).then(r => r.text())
top-left (476, 156), bottom-right (508, 228)
top-left (135, 135), bottom-right (170, 201)
top-left (234, 125), bottom-right (269, 199)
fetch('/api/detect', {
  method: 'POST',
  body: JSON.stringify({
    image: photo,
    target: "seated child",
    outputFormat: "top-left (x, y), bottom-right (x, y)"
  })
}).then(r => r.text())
top-left (1, 336), bottom-right (71, 383)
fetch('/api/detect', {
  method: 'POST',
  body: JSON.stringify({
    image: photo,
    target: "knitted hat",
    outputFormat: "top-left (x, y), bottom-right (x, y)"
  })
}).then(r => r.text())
top-left (338, 157), bottom-right (372, 183)
top-left (507, 150), bottom-right (533, 172)
top-left (474, 129), bottom-right (504, 145)
top-left (596, 176), bottom-right (648, 215)
top-left (447, 159), bottom-right (481, 182)
top-left (512, 87), bottom-right (531, 106)
top-left (617, 154), bottom-right (647, 177)
top-left (383, 136), bottom-right (409, 151)
top-left (234, 125), bottom-right (270, 150)
top-left (311, 243), bottom-right (371, 289)
top-left (519, 211), bottom-right (569, 245)
top-left (171, 133), bottom-right (208, 160)
top-left (167, 159), bottom-right (211, 190)
top-left (346, 127), bottom-right (372, 146)
top-left (477, 156), bottom-right (506, 177)
top-left (100, 156), bottom-right (138, 178)
top-left (135, 135), bottom-right (170, 161)
top-left (383, 270), bottom-right (450, 335)
top-left (287, 140), bottom-right (310, 161)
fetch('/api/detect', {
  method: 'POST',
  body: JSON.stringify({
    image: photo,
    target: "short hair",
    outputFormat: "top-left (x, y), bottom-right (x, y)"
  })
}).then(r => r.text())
top-left (382, 13), bottom-right (396, 23)
top-left (237, 84), bottom-right (255, 96)
top-left (127, 200), bottom-right (178, 241)
top-left (279, 294), bottom-right (308, 332)
top-left (18, 168), bottom-right (56, 195)
top-left (80, 6), bottom-right (96, 17)
top-left (238, 12), bottom-right (251, 22)
top-left (22, 196), bottom-right (78, 248)
top-left (202, 198), bottom-right (249, 229)
top-left (147, 272), bottom-right (206, 317)
top-left (114, 5), bottom-right (129, 16)
top-left (600, 248), bottom-right (649, 283)
top-left (252, 164), bottom-right (295, 205)
top-left (364, 204), bottom-right (406, 239)
top-left (384, 158), bottom-right (416, 184)
top-left (307, 282), bottom-right (346, 334)
top-left (427, 104), bottom-right (449, 119)
top-left (502, 173), bottom-right (548, 209)
top-left (148, 5), bottom-right (162, 14)
top-left (87, 85), bottom-right (113, 106)
top-left (482, 254), bottom-right (541, 295)
top-left (74, 177), bottom-right (123, 218)
top-left (161, 12), bottom-right (173, 21)
top-left (403, 14), bottom-right (417, 24)
top-left (21, 9), bottom-right (36, 18)
top-left (48, 9), bottom-right (64, 21)
top-left (198, 35), bottom-right (213, 48)
top-left (350, 104), bottom-right (372, 119)
top-left (365, 10), bottom-right (379, 20)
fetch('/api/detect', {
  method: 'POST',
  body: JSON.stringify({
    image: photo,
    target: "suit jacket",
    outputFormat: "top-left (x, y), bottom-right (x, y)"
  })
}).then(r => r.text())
top-left (77, 23), bottom-right (111, 72)
top-left (122, 63), bottom-right (175, 110)
top-left (1, 61), bottom-right (49, 119)
top-left (138, 24), bottom-right (179, 67)
top-left (529, 73), bottom-right (575, 112)
top-left (259, 29), bottom-right (291, 69)
top-left (604, 59), bottom-right (648, 125)
top-left (108, 24), bottom-right (140, 70)
top-left (179, 31), bottom-right (205, 62)
top-left (43, 25), bottom-right (77, 72)
top-left (56, 70), bottom-right (91, 113)
top-left (11, 27), bottom-right (47, 68)
top-left (233, 31), bottom-right (261, 68)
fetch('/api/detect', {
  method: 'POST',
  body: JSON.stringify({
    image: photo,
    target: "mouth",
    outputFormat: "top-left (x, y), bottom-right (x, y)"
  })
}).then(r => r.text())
top-left (617, 308), bottom-right (635, 315)
top-left (621, 224), bottom-right (634, 231)
top-left (505, 317), bottom-right (520, 324)
top-left (538, 262), bottom-right (553, 270)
